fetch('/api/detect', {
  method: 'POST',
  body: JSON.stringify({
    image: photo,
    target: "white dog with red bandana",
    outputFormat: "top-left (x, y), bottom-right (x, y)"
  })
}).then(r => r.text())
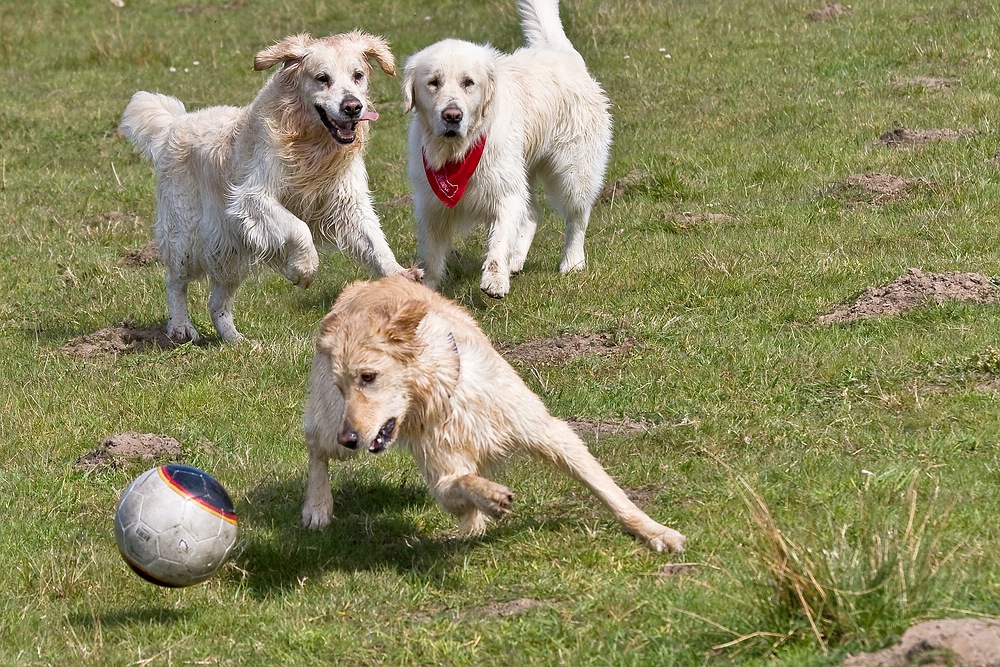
top-left (402, 0), bottom-right (612, 298)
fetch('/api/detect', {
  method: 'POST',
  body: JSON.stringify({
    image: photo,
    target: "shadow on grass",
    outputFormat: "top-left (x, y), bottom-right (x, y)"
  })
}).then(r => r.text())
top-left (234, 474), bottom-right (529, 599)
top-left (70, 607), bottom-right (189, 631)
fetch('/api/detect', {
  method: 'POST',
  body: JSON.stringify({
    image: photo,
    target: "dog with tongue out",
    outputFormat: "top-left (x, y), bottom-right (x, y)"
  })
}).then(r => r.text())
top-left (121, 31), bottom-right (420, 344)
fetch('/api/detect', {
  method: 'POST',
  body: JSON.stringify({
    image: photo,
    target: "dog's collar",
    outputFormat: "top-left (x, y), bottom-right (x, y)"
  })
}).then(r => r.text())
top-left (422, 135), bottom-right (487, 209)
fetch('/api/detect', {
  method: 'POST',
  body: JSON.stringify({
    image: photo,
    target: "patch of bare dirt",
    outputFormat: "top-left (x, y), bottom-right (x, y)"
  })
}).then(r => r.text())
top-left (501, 331), bottom-right (636, 366)
top-left (820, 268), bottom-right (998, 324)
top-left (60, 323), bottom-right (178, 357)
top-left (660, 563), bottom-right (697, 577)
top-left (842, 618), bottom-right (1000, 667)
top-left (891, 76), bottom-right (960, 90)
top-left (567, 417), bottom-right (652, 441)
top-left (879, 126), bottom-right (976, 148)
top-left (835, 172), bottom-right (933, 205)
top-left (809, 3), bottom-right (850, 21)
top-left (664, 211), bottom-right (738, 231)
top-left (599, 169), bottom-right (647, 203)
top-left (74, 432), bottom-right (182, 471)
top-left (463, 598), bottom-right (547, 619)
top-left (621, 484), bottom-right (661, 507)
top-left (119, 240), bottom-right (159, 267)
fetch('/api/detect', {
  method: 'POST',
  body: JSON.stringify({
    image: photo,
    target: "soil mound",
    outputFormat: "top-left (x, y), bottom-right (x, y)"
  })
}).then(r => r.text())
top-left (820, 269), bottom-right (998, 324)
top-left (843, 618), bottom-right (1000, 667)
top-left (74, 432), bottom-right (182, 471)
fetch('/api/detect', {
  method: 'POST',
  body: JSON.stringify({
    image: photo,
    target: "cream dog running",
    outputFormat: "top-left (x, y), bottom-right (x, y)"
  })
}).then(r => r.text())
top-left (301, 274), bottom-right (686, 553)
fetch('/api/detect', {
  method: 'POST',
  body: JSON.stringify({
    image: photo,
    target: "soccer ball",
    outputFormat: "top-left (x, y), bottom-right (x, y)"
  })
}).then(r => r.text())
top-left (114, 464), bottom-right (238, 587)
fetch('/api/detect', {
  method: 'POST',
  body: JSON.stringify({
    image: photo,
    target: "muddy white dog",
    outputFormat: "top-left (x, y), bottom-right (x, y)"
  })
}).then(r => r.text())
top-left (300, 274), bottom-right (686, 553)
top-left (402, 0), bottom-right (612, 298)
top-left (121, 32), bottom-right (417, 343)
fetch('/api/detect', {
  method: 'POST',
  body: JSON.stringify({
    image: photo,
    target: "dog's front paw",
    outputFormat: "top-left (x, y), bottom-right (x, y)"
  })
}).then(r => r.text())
top-left (480, 263), bottom-right (510, 299)
top-left (217, 329), bottom-right (246, 344)
top-left (284, 247), bottom-right (319, 288)
top-left (398, 266), bottom-right (425, 282)
top-left (301, 502), bottom-right (332, 531)
top-left (643, 527), bottom-right (687, 553)
top-left (166, 320), bottom-right (201, 343)
top-left (480, 483), bottom-right (514, 519)
top-left (559, 252), bottom-right (586, 274)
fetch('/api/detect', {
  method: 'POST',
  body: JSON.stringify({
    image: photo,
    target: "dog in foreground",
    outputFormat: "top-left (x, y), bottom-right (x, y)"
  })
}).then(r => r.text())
top-left (403, 0), bottom-right (612, 298)
top-left (301, 275), bottom-right (686, 553)
top-left (121, 32), bottom-right (416, 343)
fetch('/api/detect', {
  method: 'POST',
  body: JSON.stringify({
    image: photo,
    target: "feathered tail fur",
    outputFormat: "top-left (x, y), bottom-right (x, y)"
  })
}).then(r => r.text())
top-left (120, 91), bottom-right (185, 164)
top-left (516, 0), bottom-right (574, 49)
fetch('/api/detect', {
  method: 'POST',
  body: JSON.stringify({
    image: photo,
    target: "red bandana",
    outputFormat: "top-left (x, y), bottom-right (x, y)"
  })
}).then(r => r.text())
top-left (423, 135), bottom-right (486, 208)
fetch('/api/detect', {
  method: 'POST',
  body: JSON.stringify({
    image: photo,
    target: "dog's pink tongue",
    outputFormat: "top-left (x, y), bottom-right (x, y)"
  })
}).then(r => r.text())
top-left (361, 110), bottom-right (379, 122)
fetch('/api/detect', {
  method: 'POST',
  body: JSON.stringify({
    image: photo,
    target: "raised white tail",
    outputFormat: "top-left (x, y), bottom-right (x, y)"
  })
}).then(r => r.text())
top-left (516, 0), bottom-right (574, 49)
top-left (120, 91), bottom-right (185, 164)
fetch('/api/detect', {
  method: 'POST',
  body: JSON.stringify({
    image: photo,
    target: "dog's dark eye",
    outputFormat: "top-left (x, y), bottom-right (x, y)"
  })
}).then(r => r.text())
top-left (353, 70), bottom-right (364, 83)
top-left (360, 371), bottom-right (377, 384)
top-left (315, 73), bottom-right (331, 85)
top-left (428, 77), bottom-right (440, 90)
top-left (462, 77), bottom-right (474, 89)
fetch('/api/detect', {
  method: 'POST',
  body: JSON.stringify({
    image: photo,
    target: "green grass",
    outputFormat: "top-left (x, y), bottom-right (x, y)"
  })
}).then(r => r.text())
top-left (4, 0), bottom-right (1000, 664)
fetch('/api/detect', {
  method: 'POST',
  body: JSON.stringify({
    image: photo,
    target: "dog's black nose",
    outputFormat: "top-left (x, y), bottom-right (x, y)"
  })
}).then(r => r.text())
top-left (441, 106), bottom-right (463, 124)
top-left (341, 96), bottom-right (363, 119)
top-left (337, 429), bottom-right (360, 449)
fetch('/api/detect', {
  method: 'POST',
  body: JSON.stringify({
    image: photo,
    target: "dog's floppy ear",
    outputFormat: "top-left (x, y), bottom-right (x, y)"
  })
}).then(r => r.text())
top-left (480, 62), bottom-right (497, 118)
top-left (254, 33), bottom-right (313, 71)
top-left (316, 309), bottom-right (340, 338)
top-left (354, 31), bottom-right (396, 76)
top-left (401, 57), bottom-right (418, 113)
top-left (381, 300), bottom-right (428, 355)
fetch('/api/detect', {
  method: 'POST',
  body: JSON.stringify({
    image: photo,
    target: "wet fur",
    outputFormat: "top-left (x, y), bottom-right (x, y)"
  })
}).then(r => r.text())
top-left (402, 0), bottom-right (612, 298)
top-left (121, 31), bottom-right (415, 343)
top-left (301, 274), bottom-right (686, 552)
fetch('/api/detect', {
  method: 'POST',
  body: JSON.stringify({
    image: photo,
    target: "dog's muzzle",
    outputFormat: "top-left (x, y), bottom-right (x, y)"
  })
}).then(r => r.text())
top-left (439, 104), bottom-right (464, 138)
top-left (315, 101), bottom-right (378, 145)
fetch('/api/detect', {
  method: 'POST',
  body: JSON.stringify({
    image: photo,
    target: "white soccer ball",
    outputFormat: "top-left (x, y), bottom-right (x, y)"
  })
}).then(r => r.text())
top-left (114, 464), bottom-right (238, 587)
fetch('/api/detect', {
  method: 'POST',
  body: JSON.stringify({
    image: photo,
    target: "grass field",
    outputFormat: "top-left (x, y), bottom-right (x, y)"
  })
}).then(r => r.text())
top-left (4, 0), bottom-right (1000, 664)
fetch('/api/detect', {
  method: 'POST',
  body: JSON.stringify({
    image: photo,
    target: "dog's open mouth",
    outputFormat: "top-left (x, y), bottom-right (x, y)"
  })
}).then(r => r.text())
top-left (369, 417), bottom-right (397, 454)
top-left (315, 105), bottom-right (379, 145)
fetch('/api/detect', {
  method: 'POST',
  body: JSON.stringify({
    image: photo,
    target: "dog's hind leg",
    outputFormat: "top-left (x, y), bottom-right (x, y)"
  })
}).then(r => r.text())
top-left (526, 420), bottom-right (686, 553)
top-left (509, 193), bottom-right (541, 275)
top-left (208, 277), bottom-right (243, 343)
top-left (163, 268), bottom-right (200, 343)
top-left (559, 203), bottom-right (590, 274)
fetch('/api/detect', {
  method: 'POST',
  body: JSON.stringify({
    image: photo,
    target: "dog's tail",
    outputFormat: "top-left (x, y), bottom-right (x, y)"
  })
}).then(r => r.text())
top-left (120, 91), bottom-right (185, 164)
top-left (517, 0), bottom-right (574, 50)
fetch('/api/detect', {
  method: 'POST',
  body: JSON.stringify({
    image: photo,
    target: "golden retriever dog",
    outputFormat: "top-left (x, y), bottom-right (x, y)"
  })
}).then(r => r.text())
top-left (121, 32), bottom-right (417, 343)
top-left (301, 275), bottom-right (686, 553)
top-left (402, 0), bottom-right (612, 298)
